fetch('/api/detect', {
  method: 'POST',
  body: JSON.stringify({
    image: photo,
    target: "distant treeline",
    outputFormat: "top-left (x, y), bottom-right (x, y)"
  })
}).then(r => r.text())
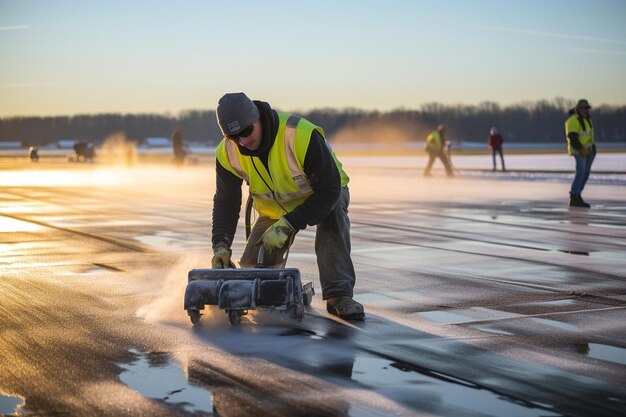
top-left (1, 99), bottom-right (624, 147)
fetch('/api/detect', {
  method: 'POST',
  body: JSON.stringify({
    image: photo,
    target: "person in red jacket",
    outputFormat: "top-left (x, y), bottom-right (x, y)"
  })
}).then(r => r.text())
top-left (487, 127), bottom-right (505, 171)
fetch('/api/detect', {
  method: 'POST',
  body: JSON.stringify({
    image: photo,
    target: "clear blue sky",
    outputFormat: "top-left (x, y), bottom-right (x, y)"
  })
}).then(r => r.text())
top-left (1, 0), bottom-right (625, 117)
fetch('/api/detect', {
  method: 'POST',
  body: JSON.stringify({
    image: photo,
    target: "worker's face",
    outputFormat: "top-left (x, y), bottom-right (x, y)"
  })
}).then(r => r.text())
top-left (578, 106), bottom-right (591, 117)
top-left (228, 120), bottom-right (262, 151)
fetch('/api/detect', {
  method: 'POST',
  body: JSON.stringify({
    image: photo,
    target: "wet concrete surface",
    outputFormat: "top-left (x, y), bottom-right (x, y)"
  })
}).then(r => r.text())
top-left (1, 158), bottom-right (625, 416)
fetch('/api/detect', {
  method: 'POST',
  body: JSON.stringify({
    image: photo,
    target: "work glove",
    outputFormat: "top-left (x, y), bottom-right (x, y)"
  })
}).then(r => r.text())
top-left (580, 147), bottom-right (590, 157)
top-left (211, 242), bottom-right (232, 269)
top-left (592, 144), bottom-right (597, 154)
top-left (257, 217), bottom-right (295, 255)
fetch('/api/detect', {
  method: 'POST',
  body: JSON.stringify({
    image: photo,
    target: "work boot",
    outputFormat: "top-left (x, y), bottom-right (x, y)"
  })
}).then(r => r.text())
top-left (569, 194), bottom-right (590, 208)
top-left (326, 296), bottom-right (365, 320)
top-left (579, 195), bottom-right (591, 207)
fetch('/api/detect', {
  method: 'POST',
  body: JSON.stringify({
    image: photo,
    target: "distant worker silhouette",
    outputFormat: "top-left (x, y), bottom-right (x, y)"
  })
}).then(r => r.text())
top-left (423, 124), bottom-right (454, 177)
top-left (171, 126), bottom-right (186, 166)
top-left (73, 140), bottom-right (95, 162)
top-left (565, 99), bottom-right (596, 208)
top-left (28, 146), bottom-right (39, 162)
top-left (487, 127), bottom-right (505, 171)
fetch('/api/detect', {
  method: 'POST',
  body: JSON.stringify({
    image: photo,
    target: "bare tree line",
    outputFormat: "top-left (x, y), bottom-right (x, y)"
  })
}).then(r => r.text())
top-left (1, 99), bottom-right (624, 147)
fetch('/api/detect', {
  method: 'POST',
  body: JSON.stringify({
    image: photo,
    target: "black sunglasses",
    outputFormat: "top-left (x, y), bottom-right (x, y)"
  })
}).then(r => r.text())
top-left (226, 125), bottom-right (254, 141)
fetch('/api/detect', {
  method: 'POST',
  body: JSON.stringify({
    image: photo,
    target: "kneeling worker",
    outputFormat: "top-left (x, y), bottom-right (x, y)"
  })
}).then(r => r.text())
top-left (211, 92), bottom-right (365, 320)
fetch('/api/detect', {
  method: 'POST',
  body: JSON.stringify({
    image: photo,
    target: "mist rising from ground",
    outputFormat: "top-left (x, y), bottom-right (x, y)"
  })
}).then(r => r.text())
top-left (330, 120), bottom-right (425, 144)
top-left (98, 132), bottom-right (138, 166)
top-left (135, 253), bottom-right (208, 325)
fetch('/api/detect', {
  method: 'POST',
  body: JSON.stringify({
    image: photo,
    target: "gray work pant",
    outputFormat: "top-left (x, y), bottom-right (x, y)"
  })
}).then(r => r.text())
top-left (424, 149), bottom-right (454, 176)
top-left (240, 187), bottom-right (356, 300)
top-left (492, 148), bottom-right (505, 171)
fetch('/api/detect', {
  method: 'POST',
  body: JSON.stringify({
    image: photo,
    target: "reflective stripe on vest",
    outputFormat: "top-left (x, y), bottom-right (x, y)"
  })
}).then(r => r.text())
top-left (283, 115), bottom-right (313, 197)
top-left (225, 140), bottom-right (247, 182)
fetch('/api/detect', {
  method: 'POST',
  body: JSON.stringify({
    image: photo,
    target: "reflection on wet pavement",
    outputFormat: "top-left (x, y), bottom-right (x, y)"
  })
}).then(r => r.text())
top-left (414, 310), bottom-right (473, 324)
top-left (557, 250), bottom-right (589, 256)
top-left (352, 354), bottom-right (563, 417)
top-left (530, 318), bottom-right (580, 332)
top-left (0, 394), bottom-right (24, 415)
top-left (470, 325), bottom-right (515, 335)
top-left (0, 216), bottom-right (42, 232)
top-left (119, 348), bottom-right (213, 415)
top-left (3, 161), bottom-right (626, 416)
top-left (587, 343), bottom-right (626, 366)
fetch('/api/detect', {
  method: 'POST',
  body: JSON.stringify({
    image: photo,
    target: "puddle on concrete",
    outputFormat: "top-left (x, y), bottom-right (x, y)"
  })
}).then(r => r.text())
top-left (119, 348), bottom-right (213, 414)
top-left (135, 231), bottom-right (209, 249)
top-left (533, 299), bottom-right (577, 307)
top-left (351, 355), bottom-right (561, 417)
top-left (279, 328), bottom-right (323, 339)
top-left (0, 393), bottom-right (24, 415)
top-left (530, 318), bottom-right (579, 332)
top-left (587, 343), bottom-right (626, 366)
top-left (471, 324), bottom-right (515, 335)
top-left (589, 251), bottom-right (626, 262)
top-left (414, 310), bottom-right (473, 324)
top-left (514, 299), bottom-right (578, 309)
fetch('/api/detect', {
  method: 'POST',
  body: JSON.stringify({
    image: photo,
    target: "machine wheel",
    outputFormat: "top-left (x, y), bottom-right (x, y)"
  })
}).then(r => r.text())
top-left (188, 310), bottom-right (201, 325)
top-left (292, 304), bottom-right (304, 322)
top-left (228, 310), bottom-right (242, 325)
top-left (302, 283), bottom-right (314, 306)
top-left (302, 289), bottom-right (312, 306)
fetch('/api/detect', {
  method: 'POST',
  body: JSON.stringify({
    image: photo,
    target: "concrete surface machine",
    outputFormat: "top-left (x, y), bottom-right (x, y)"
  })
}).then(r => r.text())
top-left (184, 196), bottom-right (315, 325)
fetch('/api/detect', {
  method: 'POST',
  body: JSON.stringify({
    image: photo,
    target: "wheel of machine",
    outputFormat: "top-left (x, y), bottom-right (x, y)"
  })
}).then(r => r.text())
top-left (188, 310), bottom-right (201, 325)
top-left (292, 304), bottom-right (304, 322)
top-left (302, 289), bottom-right (312, 306)
top-left (228, 310), bottom-right (242, 325)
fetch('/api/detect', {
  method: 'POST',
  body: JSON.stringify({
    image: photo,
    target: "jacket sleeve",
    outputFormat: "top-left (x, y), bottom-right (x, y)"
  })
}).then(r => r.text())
top-left (212, 161), bottom-right (243, 248)
top-left (283, 130), bottom-right (341, 230)
top-left (566, 117), bottom-right (583, 150)
top-left (568, 132), bottom-right (583, 150)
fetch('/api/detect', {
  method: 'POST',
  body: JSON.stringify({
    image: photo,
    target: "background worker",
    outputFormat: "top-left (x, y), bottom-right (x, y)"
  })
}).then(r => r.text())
top-left (171, 126), bottom-right (186, 166)
top-left (565, 99), bottom-right (596, 208)
top-left (423, 124), bottom-right (454, 177)
top-left (487, 127), bottom-right (505, 171)
top-left (210, 92), bottom-right (364, 320)
top-left (28, 145), bottom-right (39, 162)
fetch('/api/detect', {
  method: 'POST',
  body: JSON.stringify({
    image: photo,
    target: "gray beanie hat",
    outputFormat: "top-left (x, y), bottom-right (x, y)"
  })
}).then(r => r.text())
top-left (216, 92), bottom-right (260, 136)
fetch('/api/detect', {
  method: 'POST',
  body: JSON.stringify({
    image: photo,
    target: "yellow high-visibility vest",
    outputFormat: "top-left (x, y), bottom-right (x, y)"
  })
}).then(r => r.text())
top-left (565, 114), bottom-right (594, 156)
top-left (426, 130), bottom-right (443, 151)
top-left (216, 113), bottom-right (349, 219)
